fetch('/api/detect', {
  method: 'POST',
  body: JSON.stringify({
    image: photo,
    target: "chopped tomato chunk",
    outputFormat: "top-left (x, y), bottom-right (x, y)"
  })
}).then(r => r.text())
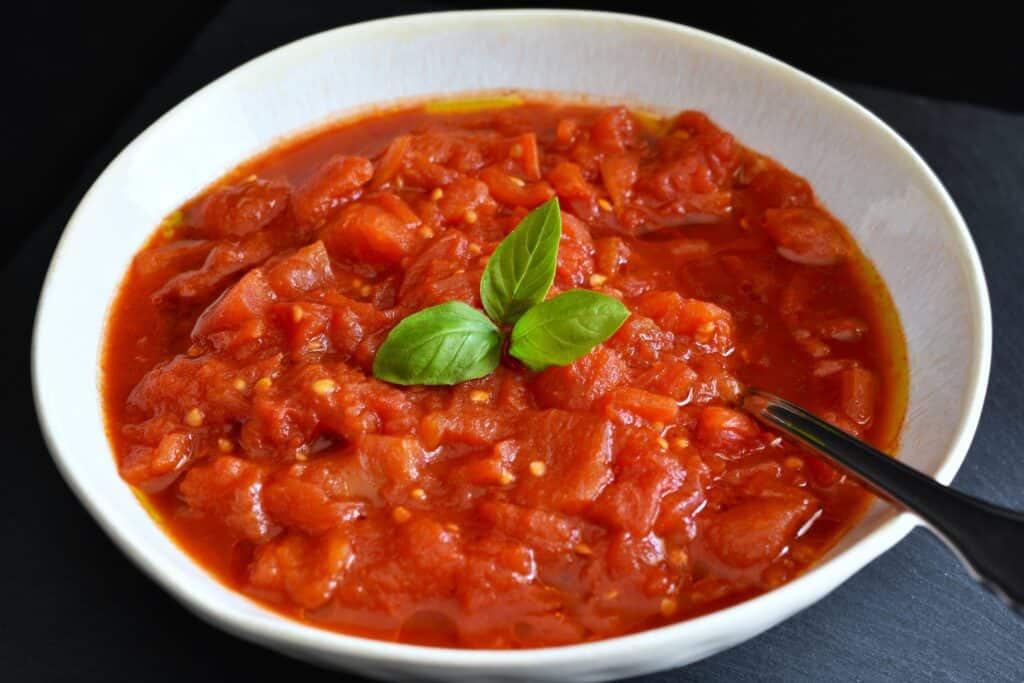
top-left (840, 367), bottom-right (876, 425)
top-left (320, 201), bottom-right (417, 265)
top-left (250, 530), bottom-right (354, 609)
top-left (479, 165), bottom-right (555, 208)
top-left (516, 410), bottom-right (614, 513)
top-left (747, 168), bottom-right (814, 208)
top-left (263, 467), bottom-right (365, 535)
top-left (703, 497), bottom-right (816, 568)
top-left (293, 154), bottom-right (373, 225)
top-left (763, 207), bottom-right (848, 266)
top-left (635, 291), bottom-right (733, 351)
top-left (265, 241), bottom-right (334, 297)
top-left (198, 177), bottom-right (290, 238)
top-left (191, 268), bottom-right (277, 349)
top-left (179, 456), bottom-right (277, 541)
top-left (591, 107), bottom-right (638, 152)
top-left (119, 431), bottom-right (195, 493)
top-left (556, 212), bottom-right (596, 287)
top-left (597, 387), bottom-right (679, 425)
top-left (134, 239), bottom-right (212, 280)
top-left (531, 345), bottom-right (628, 410)
top-left (436, 176), bottom-right (496, 223)
top-left (696, 406), bottom-right (760, 449)
top-left (152, 230), bottom-right (278, 304)
top-left (546, 161), bottom-right (593, 201)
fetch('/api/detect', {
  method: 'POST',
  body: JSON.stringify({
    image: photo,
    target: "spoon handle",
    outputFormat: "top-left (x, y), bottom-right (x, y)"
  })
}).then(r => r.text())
top-left (743, 390), bottom-right (1024, 612)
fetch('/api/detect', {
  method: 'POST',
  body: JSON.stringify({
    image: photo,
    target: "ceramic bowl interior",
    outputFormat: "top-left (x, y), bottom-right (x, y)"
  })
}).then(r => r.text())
top-left (33, 10), bottom-right (990, 682)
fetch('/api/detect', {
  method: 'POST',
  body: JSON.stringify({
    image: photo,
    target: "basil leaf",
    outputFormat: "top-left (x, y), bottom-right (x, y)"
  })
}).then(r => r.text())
top-left (509, 290), bottom-right (630, 371)
top-left (480, 197), bottom-right (561, 326)
top-left (373, 301), bottom-right (502, 385)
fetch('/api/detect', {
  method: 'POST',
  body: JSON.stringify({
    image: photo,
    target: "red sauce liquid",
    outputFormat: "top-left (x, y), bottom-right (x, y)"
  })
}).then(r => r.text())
top-left (102, 99), bottom-right (907, 648)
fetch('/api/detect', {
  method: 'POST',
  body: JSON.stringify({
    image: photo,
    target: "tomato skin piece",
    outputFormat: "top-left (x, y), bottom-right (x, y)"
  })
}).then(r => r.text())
top-left (606, 315), bottom-right (675, 368)
top-left (397, 231), bottom-right (474, 308)
top-left (272, 302), bottom-right (331, 359)
top-left (324, 292), bottom-right (392, 359)
top-left (357, 434), bottom-right (428, 485)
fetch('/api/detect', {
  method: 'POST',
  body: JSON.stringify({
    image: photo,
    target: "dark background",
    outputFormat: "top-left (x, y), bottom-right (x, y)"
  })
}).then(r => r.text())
top-left (3, 2), bottom-right (1023, 681)
top-left (7, 2), bottom-right (1023, 265)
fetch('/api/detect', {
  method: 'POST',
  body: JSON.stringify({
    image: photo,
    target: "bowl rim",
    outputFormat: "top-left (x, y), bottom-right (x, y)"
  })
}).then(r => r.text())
top-left (32, 8), bottom-right (992, 670)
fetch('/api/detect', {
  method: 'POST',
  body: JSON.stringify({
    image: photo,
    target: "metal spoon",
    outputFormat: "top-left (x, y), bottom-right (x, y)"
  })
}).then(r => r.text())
top-left (742, 389), bottom-right (1024, 612)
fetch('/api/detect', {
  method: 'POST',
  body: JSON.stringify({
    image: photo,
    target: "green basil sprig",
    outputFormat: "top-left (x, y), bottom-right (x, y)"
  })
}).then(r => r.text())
top-left (479, 198), bottom-right (560, 326)
top-left (372, 302), bottom-right (502, 385)
top-left (509, 289), bottom-right (630, 371)
top-left (373, 197), bottom-right (628, 386)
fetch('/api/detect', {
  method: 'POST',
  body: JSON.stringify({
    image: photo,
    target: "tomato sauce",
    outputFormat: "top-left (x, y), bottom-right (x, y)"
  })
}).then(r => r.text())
top-left (102, 97), bottom-right (907, 648)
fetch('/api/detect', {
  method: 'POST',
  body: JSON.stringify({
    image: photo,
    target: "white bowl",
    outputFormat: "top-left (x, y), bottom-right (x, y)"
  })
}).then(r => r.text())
top-left (32, 9), bottom-right (991, 682)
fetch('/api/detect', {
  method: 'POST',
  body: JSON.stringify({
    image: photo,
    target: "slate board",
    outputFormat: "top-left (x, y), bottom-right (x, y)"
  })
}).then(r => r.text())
top-left (3, 4), bottom-right (1023, 681)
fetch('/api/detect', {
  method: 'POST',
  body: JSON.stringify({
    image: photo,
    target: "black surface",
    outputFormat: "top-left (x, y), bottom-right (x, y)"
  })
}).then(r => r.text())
top-left (4, 3), bottom-right (1024, 681)
top-left (4, 3), bottom-right (225, 267)
top-left (5, 1), bottom-right (1022, 267)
